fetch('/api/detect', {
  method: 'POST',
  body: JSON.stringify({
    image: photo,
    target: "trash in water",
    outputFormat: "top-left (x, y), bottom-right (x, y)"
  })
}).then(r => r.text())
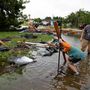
top-left (25, 41), bottom-right (58, 56)
top-left (0, 47), bottom-right (10, 52)
top-left (9, 56), bottom-right (35, 65)
top-left (25, 42), bottom-right (48, 47)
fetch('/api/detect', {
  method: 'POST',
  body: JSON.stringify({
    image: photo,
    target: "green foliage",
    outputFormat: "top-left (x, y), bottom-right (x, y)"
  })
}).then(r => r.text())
top-left (0, 32), bottom-right (52, 66)
top-left (65, 9), bottom-right (90, 28)
top-left (33, 18), bottom-right (42, 23)
top-left (0, 0), bottom-right (28, 30)
top-left (44, 17), bottom-right (51, 21)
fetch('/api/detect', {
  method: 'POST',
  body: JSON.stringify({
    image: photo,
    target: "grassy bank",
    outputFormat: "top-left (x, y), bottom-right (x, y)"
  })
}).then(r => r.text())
top-left (0, 31), bottom-right (52, 67)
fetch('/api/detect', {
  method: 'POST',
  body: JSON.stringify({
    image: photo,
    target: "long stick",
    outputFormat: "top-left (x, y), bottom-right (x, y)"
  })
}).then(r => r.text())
top-left (54, 21), bottom-right (66, 75)
top-left (54, 22), bottom-right (61, 74)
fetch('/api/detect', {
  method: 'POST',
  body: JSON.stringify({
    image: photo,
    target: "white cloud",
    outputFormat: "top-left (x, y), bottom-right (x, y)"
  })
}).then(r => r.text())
top-left (23, 0), bottom-right (90, 19)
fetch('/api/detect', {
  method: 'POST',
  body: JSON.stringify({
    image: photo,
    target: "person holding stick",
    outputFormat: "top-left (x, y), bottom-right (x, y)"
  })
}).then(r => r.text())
top-left (44, 35), bottom-right (86, 75)
top-left (54, 21), bottom-right (86, 75)
top-left (59, 38), bottom-right (86, 75)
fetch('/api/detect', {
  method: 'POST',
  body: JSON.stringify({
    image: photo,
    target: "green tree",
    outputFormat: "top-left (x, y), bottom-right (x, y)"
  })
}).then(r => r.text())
top-left (33, 18), bottom-right (42, 23)
top-left (66, 13), bottom-right (77, 27)
top-left (44, 17), bottom-right (51, 21)
top-left (0, 0), bottom-right (29, 30)
top-left (65, 9), bottom-right (90, 28)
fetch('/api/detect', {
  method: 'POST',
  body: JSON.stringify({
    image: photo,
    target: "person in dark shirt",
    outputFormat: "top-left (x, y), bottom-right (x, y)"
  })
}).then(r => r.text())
top-left (80, 24), bottom-right (90, 54)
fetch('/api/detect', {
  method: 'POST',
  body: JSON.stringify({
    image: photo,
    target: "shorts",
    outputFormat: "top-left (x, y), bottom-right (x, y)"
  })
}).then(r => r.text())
top-left (69, 58), bottom-right (81, 63)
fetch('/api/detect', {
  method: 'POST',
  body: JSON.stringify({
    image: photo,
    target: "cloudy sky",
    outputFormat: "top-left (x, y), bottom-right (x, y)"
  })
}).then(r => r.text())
top-left (23, 0), bottom-right (90, 19)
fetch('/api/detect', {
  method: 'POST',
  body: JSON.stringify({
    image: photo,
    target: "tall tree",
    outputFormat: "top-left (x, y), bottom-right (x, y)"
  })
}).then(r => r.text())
top-left (0, 0), bottom-right (29, 30)
top-left (33, 18), bottom-right (42, 23)
top-left (65, 9), bottom-right (90, 28)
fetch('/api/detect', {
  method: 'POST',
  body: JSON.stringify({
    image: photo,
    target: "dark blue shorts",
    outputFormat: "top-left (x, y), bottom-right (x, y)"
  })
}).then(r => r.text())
top-left (70, 58), bottom-right (81, 63)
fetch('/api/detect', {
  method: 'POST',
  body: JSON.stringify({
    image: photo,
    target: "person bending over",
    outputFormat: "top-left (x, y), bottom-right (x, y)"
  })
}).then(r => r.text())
top-left (59, 39), bottom-right (86, 75)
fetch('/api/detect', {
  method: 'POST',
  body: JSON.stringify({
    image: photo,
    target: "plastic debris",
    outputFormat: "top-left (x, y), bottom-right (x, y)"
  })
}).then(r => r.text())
top-left (10, 56), bottom-right (34, 65)
top-left (0, 47), bottom-right (10, 52)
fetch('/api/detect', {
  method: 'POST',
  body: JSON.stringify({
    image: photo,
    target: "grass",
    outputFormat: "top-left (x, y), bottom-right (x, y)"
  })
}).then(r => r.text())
top-left (0, 31), bottom-right (52, 41)
top-left (0, 31), bottom-right (52, 67)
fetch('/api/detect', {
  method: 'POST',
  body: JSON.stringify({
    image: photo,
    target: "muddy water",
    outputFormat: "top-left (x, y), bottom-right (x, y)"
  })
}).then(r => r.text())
top-left (0, 35), bottom-right (90, 90)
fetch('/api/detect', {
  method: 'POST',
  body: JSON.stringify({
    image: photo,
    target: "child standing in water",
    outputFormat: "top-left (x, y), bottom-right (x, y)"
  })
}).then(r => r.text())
top-left (59, 39), bottom-right (86, 75)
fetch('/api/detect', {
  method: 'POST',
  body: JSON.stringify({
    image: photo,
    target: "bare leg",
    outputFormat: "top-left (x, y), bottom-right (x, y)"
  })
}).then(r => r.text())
top-left (68, 64), bottom-right (78, 73)
top-left (67, 58), bottom-right (79, 74)
top-left (81, 39), bottom-right (88, 52)
top-left (88, 41), bottom-right (90, 54)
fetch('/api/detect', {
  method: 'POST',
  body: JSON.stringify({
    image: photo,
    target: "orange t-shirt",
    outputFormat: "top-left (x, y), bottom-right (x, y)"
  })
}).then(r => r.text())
top-left (60, 41), bottom-right (71, 52)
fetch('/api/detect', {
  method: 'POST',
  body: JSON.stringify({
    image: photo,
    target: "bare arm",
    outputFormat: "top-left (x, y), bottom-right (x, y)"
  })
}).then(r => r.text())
top-left (80, 30), bottom-right (84, 41)
top-left (47, 42), bottom-right (56, 47)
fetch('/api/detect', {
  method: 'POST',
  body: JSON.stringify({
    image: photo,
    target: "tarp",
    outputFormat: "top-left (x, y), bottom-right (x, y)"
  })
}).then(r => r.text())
top-left (10, 56), bottom-right (34, 65)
